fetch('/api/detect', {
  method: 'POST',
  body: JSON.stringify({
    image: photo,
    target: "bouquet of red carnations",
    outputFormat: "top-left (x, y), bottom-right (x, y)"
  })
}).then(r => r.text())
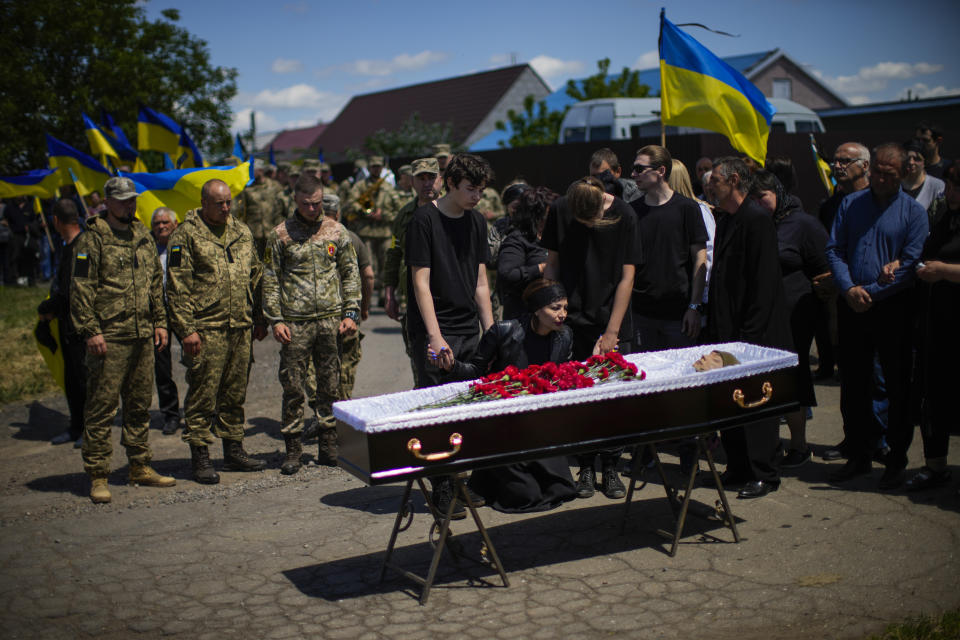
top-left (413, 352), bottom-right (644, 411)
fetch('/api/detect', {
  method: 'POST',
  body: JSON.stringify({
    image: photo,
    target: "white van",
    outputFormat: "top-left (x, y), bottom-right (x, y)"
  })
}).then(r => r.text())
top-left (557, 97), bottom-right (825, 143)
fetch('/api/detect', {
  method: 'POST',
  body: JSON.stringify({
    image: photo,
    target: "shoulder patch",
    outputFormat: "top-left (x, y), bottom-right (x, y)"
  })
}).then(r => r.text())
top-left (74, 253), bottom-right (89, 278)
top-left (169, 245), bottom-right (182, 268)
top-left (326, 242), bottom-right (336, 258)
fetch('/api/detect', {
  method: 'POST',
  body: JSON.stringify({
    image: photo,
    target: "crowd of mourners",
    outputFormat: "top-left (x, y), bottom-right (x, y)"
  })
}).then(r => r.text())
top-left (2, 124), bottom-right (957, 511)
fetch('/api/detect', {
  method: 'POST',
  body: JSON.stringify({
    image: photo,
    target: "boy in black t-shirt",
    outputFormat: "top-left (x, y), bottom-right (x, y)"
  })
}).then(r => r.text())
top-left (405, 153), bottom-right (495, 518)
top-left (406, 153), bottom-right (495, 388)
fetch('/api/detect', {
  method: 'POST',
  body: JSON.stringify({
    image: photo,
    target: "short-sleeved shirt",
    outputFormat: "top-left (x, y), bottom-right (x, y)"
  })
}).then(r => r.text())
top-left (630, 192), bottom-right (708, 318)
top-left (345, 228), bottom-right (372, 271)
top-left (540, 196), bottom-right (641, 336)
top-left (405, 203), bottom-right (489, 337)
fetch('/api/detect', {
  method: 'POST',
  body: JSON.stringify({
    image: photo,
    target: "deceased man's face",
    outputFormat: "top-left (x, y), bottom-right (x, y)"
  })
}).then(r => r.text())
top-left (693, 351), bottom-right (726, 372)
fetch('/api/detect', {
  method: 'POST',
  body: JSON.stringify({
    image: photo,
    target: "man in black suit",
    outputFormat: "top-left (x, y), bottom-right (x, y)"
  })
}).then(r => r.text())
top-left (703, 157), bottom-right (793, 499)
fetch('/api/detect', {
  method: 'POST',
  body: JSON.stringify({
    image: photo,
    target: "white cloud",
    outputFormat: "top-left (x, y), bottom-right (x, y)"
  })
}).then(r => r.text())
top-left (230, 109), bottom-right (329, 135)
top-left (271, 58), bottom-right (303, 74)
top-left (241, 84), bottom-right (339, 110)
top-left (898, 82), bottom-right (960, 100)
top-left (632, 50), bottom-right (659, 70)
top-left (529, 55), bottom-right (585, 82)
top-left (816, 61), bottom-right (944, 95)
top-left (847, 96), bottom-right (872, 106)
top-left (323, 50), bottom-right (450, 77)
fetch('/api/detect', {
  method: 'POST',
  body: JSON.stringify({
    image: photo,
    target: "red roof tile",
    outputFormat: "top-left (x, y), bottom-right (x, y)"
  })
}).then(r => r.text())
top-left (269, 124), bottom-right (327, 151)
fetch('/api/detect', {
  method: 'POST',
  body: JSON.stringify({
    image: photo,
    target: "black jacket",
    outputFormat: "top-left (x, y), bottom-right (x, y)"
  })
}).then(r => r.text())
top-left (496, 229), bottom-right (548, 320)
top-left (707, 199), bottom-right (793, 351)
top-left (450, 316), bottom-right (573, 381)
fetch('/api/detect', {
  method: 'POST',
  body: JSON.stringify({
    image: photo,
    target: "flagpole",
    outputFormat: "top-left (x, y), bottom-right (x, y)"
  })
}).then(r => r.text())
top-left (658, 8), bottom-right (666, 149)
top-left (35, 198), bottom-right (55, 252)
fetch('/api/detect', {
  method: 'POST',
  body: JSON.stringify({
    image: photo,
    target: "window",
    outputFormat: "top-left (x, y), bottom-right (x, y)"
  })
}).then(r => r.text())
top-left (772, 78), bottom-right (792, 100)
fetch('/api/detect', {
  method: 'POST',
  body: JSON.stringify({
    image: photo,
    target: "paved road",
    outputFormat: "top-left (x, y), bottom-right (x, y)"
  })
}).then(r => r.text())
top-left (1, 309), bottom-right (958, 639)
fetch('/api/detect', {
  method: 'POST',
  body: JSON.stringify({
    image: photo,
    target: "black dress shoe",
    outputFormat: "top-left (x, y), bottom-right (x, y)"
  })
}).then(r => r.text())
top-left (162, 417), bottom-right (180, 435)
top-left (737, 480), bottom-right (778, 499)
top-left (878, 466), bottom-right (905, 491)
top-left (905, 466), bottom-right (952, 491)
top-left (700, 471), bottom-right (749, 489)
top-left (821, 441), bottom-right (849, 461)
top-left (828, 457), bottom-right (872, 483)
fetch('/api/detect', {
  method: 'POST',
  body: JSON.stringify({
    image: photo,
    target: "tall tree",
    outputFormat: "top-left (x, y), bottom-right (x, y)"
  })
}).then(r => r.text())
top-left (0, 1), bottom-right (237, 174)
top-left (496, 58), bottom-right (651, 148)
top-left (361, 113), bottom-right (455, 160)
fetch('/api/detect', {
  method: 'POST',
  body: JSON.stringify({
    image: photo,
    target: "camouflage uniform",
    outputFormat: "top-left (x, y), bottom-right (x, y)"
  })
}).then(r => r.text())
top-left (236, 179), bottom-right (287, 257)
top-left (70, 215), bottom-right (166, 477)
top-left (262, 215), bottom-right (360, 436)
top-left (165, 209), bottom-right (263, 447)
top-left (347, 176), bottom-right (398, 299)
top-left (338, 228), bottom-right (371, 399)
top-left (477, 187), bottom-right (506, 322)
top-left (382, 195), bottom-right (420, 386)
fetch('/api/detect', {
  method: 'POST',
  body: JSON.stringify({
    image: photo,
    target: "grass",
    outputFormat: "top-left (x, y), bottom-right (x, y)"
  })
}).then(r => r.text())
top-left (866, 610), bottom-right (960, 640)
top-left (0, 284), bottom-right (60, 405)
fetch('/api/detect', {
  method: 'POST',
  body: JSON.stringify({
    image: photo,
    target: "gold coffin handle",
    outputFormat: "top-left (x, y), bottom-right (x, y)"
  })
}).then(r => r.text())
top-left (732, 381), bottom-right (773, 409)
top-left (407, 433), bottom-right (463, 462)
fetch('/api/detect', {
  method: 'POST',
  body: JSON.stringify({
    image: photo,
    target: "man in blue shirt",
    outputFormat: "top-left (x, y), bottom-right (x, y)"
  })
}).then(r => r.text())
top-left (826, 143), bottom-right (928, 490)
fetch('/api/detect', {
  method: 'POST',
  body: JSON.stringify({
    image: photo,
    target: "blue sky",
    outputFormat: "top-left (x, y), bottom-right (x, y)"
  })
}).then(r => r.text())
top-left (144, 0), bottom-right (958, 135)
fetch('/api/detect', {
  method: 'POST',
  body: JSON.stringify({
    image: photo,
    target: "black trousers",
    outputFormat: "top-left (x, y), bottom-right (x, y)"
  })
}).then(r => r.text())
top-left (720, 417), bottom-right (781, 483)
top-left (154, 340), bottom-right (180, 421)
top-left (837, 293), bottom-right (914, 469)
top-left (61, 329), bottom-right (87, 440)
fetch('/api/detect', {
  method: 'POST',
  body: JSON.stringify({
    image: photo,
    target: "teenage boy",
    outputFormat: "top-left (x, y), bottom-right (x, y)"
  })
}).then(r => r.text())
top-left (405, 153), bottom-right (495, 517)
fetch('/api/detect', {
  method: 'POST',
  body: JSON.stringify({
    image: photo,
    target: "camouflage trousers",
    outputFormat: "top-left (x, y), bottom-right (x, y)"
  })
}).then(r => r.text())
top-left (181, 327), bottom-right (252, 446)
top-left (400, 314), bottom-right (419, 388)
top-left (82, 338), bottom-right (154, 477)
top-left (338, 329), bottom-right (363, 400)
top-left (281, 317), bottom-right (340, 436)
top-left (361, 236), bottom-right (389, 296)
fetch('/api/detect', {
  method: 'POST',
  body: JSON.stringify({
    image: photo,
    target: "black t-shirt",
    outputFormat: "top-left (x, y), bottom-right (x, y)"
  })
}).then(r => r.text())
top-left (540, 196), bottom-right (641, 337)
top-left (405, 203), bottom-right (489, 337)
top-left (522, 326), bottom-right (553, 366)
top-left (775, 205), bottom-right (830, 311)
top-left (630, 192), bottom-right (708, 318)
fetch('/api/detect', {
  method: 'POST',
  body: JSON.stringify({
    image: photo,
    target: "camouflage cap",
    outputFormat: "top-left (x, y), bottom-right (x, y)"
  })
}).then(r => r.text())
top-left (277, 161), bottom-right (293, 173)
top-left (367, 155), bottom-right (384, 167)
top-left (104, 176), bottom-right (138, 200)
top-left (254, 158), bottom-right (266, 170)
top-left (432, 143), bottom-right (452, 158)
top-left (321, 193), bottom-right (340, 213)
top-left (411, 157), bottom-right (440, 176)
top-left (353, 158), bottom-right (367, 169)
top-left (398, 164), bottom-right (413, 176)
top-left (319, 162), bottom-right (331, 172)
top-left (302, 158), bottom-right (321, 170)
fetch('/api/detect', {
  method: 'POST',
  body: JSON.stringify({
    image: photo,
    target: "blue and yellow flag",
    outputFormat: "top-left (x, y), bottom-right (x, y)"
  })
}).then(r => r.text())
top-left (659, 11), bottom-right (776, 165)
top-left (0, 169), bottom-right (60, 199)
top-left (82, 112), bottom-right (122, 164)
top-left (269, 144), bottom-right (276, 167)
top-left (810, 134), bottom-right (835, 197)
top-left (176, 129), bottom-right (205, 169)
top-left (137, 105), bottom-right (182, 155)
top-left (46, 134), bottom-right (112, 197)
top-left (232, 133), bottom-right (247, 161)
top-left (100, 110), bottom-right (139, 160)
top-left (120, 163), bottom-right (252, 226)
top-left (35, 316), bottom-right (65, 391)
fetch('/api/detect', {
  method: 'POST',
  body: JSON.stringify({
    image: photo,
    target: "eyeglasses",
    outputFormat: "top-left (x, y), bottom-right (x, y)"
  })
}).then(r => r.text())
top-left (632, 164), bottom-right (654, 174)
top-left (832, 157), bottom-right (860, 166)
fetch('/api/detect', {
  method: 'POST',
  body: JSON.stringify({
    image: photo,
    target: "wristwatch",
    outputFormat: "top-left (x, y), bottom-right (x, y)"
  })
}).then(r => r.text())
top-left (344, 310), bottom-right (359, 322)
top-left (688, 303), bottom-right (703, 313)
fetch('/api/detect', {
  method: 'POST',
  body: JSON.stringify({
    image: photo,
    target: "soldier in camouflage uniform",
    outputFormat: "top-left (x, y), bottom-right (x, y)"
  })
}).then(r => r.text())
top-left (237, 158), bottom-right (288, 257)
top-left (166, 179), bottom-right (268, 484)
top-left (347, 156), bottom-right (397, 305)
top-left (70, 177), bottom-right (175, 503)
top-left (319, 162), bottom-right (337, 191)
top-left (382, 157), bottom-right (443, 387)
top-left (337, 158), bottom-right (367, 219)
top-left (262, 174), bottom-right (361, 472)
top-left (301, 158), bottom-right (320, 178)
top-left (394, 164), bottom-right (415, 203)
top-left (476, 186), bottom-right (506, 322)
top-left (433, 143), bottom-right (452, 171)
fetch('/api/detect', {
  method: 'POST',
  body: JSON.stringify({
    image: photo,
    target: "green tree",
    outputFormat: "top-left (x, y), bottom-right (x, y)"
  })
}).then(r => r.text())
top-left (565, 57), bottom-right (651, 101)
top-left (0, 2), bottom-right (237, 174)
top-left (495, 95), bottom-right (565, 148)
top-left (496, 57), bottom-right (651, 148)
top-left (361, 112), bottom-right (455, 160)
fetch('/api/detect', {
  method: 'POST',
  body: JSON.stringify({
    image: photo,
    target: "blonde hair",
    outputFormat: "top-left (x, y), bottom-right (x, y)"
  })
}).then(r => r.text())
top-left (566, 176), bottom-right (617, 227)
top-left (668, 160), bottom-right (696, 198)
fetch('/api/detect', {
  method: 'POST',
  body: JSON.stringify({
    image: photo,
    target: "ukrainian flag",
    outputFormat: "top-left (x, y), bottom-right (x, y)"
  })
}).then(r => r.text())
top-left (46, 134), bottom-right (112, 197)
top-left (100, 110), bottom-right (139, 160)
top-left (82, 112), bottom-right (122, 163)
top-left (0, 168), bottom-right (60, 199)
top-left (176, 129), bottom-right (205, 169)
top-left (137, 105), bottom-right (182, 155)
top-left (120, 163), bottom-right (252, 226)
top-left (810, 134), bottom-right (835, 196)
top-left (658, 11), bottom-right (776, 165)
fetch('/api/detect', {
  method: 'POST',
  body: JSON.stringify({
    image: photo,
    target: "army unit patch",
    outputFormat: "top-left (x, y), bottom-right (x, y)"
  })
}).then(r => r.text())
top-left (74, 253), bottom-right (89, 277)
top-left (169, 245), bottom-right (182, 267)
top-left (326, 242), bottom-right (336, 257)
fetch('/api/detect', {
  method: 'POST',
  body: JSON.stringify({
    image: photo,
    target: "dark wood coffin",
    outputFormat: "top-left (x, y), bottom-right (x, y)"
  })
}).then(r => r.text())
top-left (336, 344), bottom-right (800, 485)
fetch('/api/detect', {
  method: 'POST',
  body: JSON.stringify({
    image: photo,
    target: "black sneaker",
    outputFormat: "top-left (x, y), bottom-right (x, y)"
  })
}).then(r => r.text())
top-left (431, 478), bottom-right (466, 520)
top-left (575, 467), bottom-right (595, 499)
top-left (600, 467), bottom-right (626, 499)
top-left (781, 448), bottom-right (811, 469)
top-left (905, 466), bottom-right (952, 491)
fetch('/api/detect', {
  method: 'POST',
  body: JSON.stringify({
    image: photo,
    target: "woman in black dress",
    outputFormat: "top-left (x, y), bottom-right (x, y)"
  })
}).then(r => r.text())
top-left (496, 187), bottom-right (554, 320)
top-left (440, 279), bottom-right (577, 513)
top-left (750, 170), bottom-right (831, 468)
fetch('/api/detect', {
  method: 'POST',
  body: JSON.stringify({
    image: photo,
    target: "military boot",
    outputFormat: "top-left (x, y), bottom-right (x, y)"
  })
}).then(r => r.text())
top-left (190, 445), bottom-right (220, 484)
top-left (223, 439), bottom-right (266, 472)
top-left (129, 463), bottom-right (176, 487)
top-left (90, 476), bottom-right (111, 504)
top-left (281, 434), bottom-right (303, 475)
top-left (316, 427), bottom-right (339, 467)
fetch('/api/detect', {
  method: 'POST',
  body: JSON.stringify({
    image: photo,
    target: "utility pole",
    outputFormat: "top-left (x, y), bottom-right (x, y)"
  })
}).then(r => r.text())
top-left (249, 111), bottom-right (257, 156)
